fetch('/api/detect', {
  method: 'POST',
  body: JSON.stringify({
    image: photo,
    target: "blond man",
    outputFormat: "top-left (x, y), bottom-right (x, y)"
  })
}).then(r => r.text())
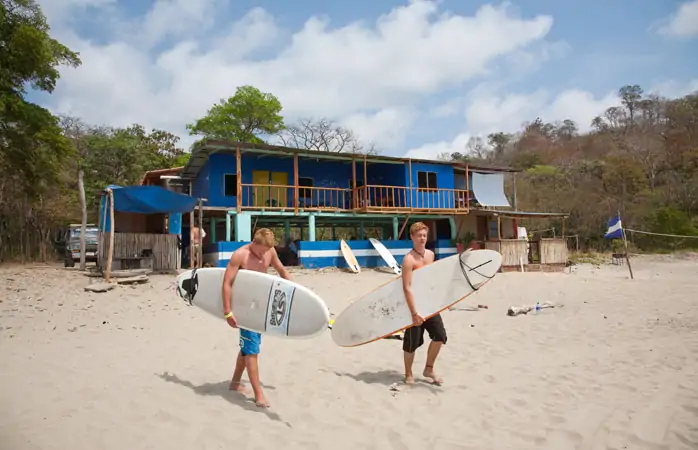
top-left (221, 228), bottom-right (291, 408)
top-left (401, 222), bottom-right (446, 385)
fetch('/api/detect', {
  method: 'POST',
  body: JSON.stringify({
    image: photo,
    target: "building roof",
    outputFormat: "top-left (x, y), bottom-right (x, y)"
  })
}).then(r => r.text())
top-left (179, 139), bottom-right (520, 179)
top-left (139, 167), bottom-right (184, 185)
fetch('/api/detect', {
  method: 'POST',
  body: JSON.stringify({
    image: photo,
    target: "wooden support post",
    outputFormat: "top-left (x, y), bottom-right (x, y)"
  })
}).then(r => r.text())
top-left (106, 189), bottom-right (115, 282)
top-left (189, 210), bottom-right (194, 268)
top-left (293, 154), bottom-right (299, 215)
top-left (197, 199), bottom-right (203, 268)
top-left (497, 215), bottom-right (502, 240)
top-left (465, 163), bottom-right (470, 212)
top-left (397, 214), bottom-right (411, 240)
top-left (99, 193), bottom-right (108, 268)
top-left (408, 159), bottom-right (413, 210)
top-left (363, 154), bottom-right (368, 210)
top-left (351, 158), bottom-right (357, 210)
top-left (236, 145), bottom-right (242, 213)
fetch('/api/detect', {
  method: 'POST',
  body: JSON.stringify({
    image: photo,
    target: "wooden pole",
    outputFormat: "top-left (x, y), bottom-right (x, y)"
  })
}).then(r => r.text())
top-left (236, 145), bottom-right (242, 213)
top-left (497, 215), bottom-right (502, 240)
top-left (363, 154), bottom-right (368, 210)
top-left (197, 199), bottom-right (203, 268)
top-left (408, 159), bottom-right (413, 210)
top-left (106, 189), bottom-right (115, 282)
top-left (99, 193), bottom-right (108, 269)
top-left (622, 228), bottom-right (634, 280)
top-left (465, 163), bottom-right (470, 211)
top-left (397, 214), bottom-right (411, 240)
top-left (189, 210), bottom-right (194, 268)
top-left (293, 154), bottom-right (299, 215)
top-left (351, 158), bottom-right (357, 210)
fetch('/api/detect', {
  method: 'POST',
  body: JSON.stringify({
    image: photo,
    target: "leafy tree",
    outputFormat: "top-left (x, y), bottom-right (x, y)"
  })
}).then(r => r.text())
top-left (0, 0), bottom-right (81, 261)
top-left (186, 85), bottom-right (285, 143)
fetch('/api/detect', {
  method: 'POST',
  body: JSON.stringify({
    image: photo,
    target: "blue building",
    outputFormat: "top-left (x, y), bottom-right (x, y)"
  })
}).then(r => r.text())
top-left (143, 139), bottom-right (568, 270)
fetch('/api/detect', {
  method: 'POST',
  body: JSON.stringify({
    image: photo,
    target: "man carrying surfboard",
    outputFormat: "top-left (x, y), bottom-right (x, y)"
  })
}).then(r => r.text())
top-left (401, 222), bottom-right (446, 385)
top-left (221, 228), bottom-right (292, 408)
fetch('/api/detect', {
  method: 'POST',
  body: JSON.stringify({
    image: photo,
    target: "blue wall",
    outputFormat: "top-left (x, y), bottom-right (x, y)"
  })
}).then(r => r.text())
top-left (202, 239), bottom-right (457, 269)
top-left (190, 153), bottom-right (460, 209)
top-left (406, 162), bottom-right (456, 209)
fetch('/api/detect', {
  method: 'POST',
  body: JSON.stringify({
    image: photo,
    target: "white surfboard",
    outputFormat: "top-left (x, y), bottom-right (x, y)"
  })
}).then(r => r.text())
top-left (369, 238), bottom-right (401, 275)
top-left (340, 240), bottom-right (360, 273)
top-left (331, 249), bottom-right (502, 347)
top-left (176, 267), bottom-right (330, 339)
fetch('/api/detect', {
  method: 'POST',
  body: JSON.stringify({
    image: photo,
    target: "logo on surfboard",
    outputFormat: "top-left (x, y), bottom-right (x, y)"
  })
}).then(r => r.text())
top-left (269, 289), bottom-right (287, 327)
top-left (265, 280), bottom-right (295, 335)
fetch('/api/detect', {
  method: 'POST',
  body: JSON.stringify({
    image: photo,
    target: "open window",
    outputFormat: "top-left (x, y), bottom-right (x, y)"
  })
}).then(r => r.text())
top-left (417, 171), bottom-right (437, 189)
top-left (299, 177), bottom-right (313, 199)
top-left (223, 174), bottom-right (237, 197)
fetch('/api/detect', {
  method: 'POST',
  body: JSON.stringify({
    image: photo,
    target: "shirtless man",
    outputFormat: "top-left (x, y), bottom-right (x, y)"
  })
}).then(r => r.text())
top-left (190, 224), bottom-right (206, 267)
top-left (401, 222), bottom-right (446, 385)
top-left (221, 228), bottom-right (291, 408)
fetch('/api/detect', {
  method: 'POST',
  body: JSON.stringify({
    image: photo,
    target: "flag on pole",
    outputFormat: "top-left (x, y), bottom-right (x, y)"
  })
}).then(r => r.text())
top-left (604, 214), bottom-right (623, 239)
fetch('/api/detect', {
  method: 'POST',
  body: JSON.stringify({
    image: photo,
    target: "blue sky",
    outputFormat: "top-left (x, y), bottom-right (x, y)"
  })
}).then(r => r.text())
top-left (35, 0), bottom-right (698, 158)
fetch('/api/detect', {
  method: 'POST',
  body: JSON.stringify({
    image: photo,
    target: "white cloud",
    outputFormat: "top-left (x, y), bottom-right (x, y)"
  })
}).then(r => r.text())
top-left (37, 0), bottom-right (555, 152)
top-left (655, 0), bottom-right (698, 38)
top-left (406, 86), bottom-right (620, 159)
top-left (647, 78), bottom-right (698, 98)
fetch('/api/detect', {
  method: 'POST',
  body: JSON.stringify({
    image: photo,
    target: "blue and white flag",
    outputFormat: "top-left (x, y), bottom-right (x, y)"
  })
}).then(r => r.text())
top-left (604, 214), bottom-right (623, 239)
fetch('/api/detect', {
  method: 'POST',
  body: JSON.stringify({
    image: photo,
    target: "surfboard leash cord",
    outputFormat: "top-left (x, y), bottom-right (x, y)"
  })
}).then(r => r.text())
top-left (458, 251), bottom-right (495, 291)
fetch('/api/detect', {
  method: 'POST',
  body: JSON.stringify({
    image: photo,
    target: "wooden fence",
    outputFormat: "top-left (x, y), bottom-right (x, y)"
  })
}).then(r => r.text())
top-left (540, 238), bottom-right (568, 265)
top-left (99, 232), bottom-right (180, 272)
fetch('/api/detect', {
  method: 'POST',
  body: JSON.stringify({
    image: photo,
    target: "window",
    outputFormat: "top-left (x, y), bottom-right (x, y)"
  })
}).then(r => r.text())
top-left (299, 177), bottom-right (313, 198)
top-left (417, 171), bottom-right (437, 189)
top-left (224, 174), bottom-right (237, 197)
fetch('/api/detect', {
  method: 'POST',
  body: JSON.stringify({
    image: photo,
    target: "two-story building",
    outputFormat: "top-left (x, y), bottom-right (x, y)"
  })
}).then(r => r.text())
top-left (143, 139), bottom-right (569, 271)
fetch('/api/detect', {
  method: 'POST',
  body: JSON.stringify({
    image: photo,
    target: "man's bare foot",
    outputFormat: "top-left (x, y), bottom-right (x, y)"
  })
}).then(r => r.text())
top-left (255, 396), bottom-right (270, 408)
top-left (404, 374), bottom-right (415, 385)
top-left (423, 367), bottom-right (443, 385)
top-left (229, 381), bottom-right (251, 394)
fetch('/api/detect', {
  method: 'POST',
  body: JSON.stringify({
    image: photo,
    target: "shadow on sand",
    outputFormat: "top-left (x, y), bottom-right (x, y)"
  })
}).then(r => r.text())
top-left (156, 372), bottom-right (291, 428)
top-left (326, 369), bottom-right (442, 394)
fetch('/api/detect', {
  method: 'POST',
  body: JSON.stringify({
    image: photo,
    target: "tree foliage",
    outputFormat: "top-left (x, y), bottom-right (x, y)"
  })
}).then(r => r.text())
top-left (186, 85), bottom-right (285, 143)
top-left (444, 85), bottom-right (698, 250)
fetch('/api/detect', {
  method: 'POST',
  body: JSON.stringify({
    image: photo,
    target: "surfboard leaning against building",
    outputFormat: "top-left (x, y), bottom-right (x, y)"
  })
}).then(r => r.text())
top-left (400, 222), bottom-right (446, 386)
top-left (221, 228), bottom-right (292, 408)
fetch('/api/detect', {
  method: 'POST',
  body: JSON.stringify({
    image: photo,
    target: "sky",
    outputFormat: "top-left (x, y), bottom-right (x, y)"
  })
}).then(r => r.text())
top-left (32, 0), bottom-right (698, 160)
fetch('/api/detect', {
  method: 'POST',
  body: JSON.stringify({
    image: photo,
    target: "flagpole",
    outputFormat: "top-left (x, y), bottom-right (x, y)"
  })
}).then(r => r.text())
top-left (619, 211), bottom-right (634, 280)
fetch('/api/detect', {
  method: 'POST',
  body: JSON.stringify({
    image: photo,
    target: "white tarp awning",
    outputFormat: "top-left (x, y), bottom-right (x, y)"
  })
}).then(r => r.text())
top-left (471, 172), bottom-right (511, 207)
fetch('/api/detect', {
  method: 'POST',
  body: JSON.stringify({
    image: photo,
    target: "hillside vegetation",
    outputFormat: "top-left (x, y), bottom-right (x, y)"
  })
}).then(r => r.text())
top-left (443, 85), bottom-right (698, 251)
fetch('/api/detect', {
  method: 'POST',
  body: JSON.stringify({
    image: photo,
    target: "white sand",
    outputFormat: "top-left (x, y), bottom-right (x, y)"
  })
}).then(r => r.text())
top-left (1, 255), bottom-right (697, 450)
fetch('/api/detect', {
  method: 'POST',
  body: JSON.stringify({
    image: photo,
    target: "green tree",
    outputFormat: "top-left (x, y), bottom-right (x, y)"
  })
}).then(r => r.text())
top-left (186, 85), bottom-right (285, 143)
top-left (0, 0), bottom-right (81, 261)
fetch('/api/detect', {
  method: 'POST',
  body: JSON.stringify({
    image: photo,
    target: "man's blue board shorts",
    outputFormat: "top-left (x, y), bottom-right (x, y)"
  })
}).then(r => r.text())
top-left (239, 328), bottom-right (262, 356)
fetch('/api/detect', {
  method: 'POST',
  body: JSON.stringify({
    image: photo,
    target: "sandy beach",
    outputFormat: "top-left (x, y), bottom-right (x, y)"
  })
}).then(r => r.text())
top-left (1, 255), bottom-right (697, 450)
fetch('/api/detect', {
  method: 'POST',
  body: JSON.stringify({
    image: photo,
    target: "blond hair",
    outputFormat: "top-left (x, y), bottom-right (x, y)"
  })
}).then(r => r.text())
top-left (253, 228), bottom-right (275, 247)
top-left (410, 222), bottom-right (428, 236)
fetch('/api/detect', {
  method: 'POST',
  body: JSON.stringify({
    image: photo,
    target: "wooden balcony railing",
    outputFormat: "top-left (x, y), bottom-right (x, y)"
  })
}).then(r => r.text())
top-left (356, 185), bottom-right (469, 212)
top-left (239, 184), bottom-right (469, 213)
top-left (241, 184), bottom-right (350, 211)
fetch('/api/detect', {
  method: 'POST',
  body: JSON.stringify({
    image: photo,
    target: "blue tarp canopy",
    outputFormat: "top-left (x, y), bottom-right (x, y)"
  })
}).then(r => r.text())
top-left (104, 185), bottom-right (197, 214)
